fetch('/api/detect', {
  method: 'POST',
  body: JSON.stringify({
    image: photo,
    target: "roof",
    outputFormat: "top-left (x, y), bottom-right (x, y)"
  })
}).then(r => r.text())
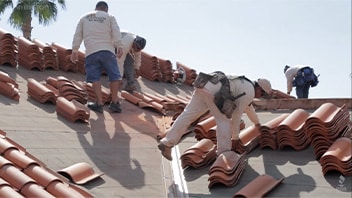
top-left (0, 29), bottom-right (351, 197)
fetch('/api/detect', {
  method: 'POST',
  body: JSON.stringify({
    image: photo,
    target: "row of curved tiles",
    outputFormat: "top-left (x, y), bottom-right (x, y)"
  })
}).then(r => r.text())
top-left (0, 130), bottom-right (100, 197)
top-left (0, 27), bottom-right (198, 87)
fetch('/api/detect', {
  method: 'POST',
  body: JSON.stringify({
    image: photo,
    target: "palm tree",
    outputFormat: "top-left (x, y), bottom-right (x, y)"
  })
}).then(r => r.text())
top-left (0, 0), bottom-right (66, 40)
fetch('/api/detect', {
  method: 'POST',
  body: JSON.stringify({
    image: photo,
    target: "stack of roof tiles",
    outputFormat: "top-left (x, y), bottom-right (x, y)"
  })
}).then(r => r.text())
top-left (276, 108), bottom-right (311, 150)
top-left (27, 78), bottom-right (58, 104)
top-left (27, 76), bottom-right (91, 122)
top-left (233, 125), bottom-right (261, 154)
top-left (0, 130), bottom-right (93, 197)
top-left (51, 42), bottom-right (78, 73)
top-left (56, 96), bottom-right (90, 123)
top-left (82, 82), bottom-right (112, 105)
top-left (0, 70), bottom-right (20, 101)
top-left (55, 76), bottom-right (88, 104)
top-left (17, 36), bottom-right (43, 71)
top-left (121, 90), bottom-right (193, 116)
top-left (305, 103), bottom-right (352, 159)
top-left (208, 151), bottom-right (246, 188)
top-left (0, 28), bottom-right (17, 67)
top-left (145, 92), bottom-right (188, 112)
top-left (32, 38), bottom-right (59, 70)
top-left (180, 138), bottom-right (217, 169)
top-left (176, 62), bottom-right (197, 86)
top-left (193, 116), bottom-right (217, 142)
top-left (157, 57), bottom-right (173, 83)
top-left (193, 116), bottom-right (246, 145)
top-left (260, 113), bottom-right (290, 150)
top-left (319, 137), bottom-right (352, 176)
top-left (140, 51), bottom-right (162, 81)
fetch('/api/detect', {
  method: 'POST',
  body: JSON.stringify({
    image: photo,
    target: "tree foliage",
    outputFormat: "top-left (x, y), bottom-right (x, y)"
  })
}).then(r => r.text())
top-left (0, 0), bottom-right (66, 39)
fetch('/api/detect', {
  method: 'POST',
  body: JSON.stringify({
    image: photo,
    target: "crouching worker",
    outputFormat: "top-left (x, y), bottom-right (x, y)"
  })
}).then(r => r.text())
top-left (158, 71), bottom-right (272, 160)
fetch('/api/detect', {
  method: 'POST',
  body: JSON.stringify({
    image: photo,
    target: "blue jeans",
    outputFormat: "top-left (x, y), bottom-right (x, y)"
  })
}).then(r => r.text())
top-left (123, 53), bottom-right (136, 87)
top-left (85, 50), bottom-right (121, 82)
top-left (295, 82), bottom-right (311, 98)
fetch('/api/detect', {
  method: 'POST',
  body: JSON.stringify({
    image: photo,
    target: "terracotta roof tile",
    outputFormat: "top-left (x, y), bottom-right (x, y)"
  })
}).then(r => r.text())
top-left (180, 138), bottom-right (217, 169)
top-left (319, 137), bottom-right (352, 176)
top-left (56, 96), bottom-right (90, 123)
top-left (57, 162), bottom-right (104, 185)
top-left (233, 174), bottom-right (285, 198)
top-left (0, 131), bottom-right (93, 197)
top-left (208, 151), bottom-right (246, 188)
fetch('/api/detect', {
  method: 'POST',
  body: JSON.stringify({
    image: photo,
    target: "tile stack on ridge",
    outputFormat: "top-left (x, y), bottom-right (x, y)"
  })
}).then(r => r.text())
top-left (208, 151), bottom-right (246, 188)
top-left (259, 113), bottom-right (290, 150)
top-left (180, 138), bottom-right (217, 169)
top-left (176, 61), bottom-right (197, 86)
top-left (270, 89), bottom-right (296, 99)
top-left (305, 103), bottom-right (352, 160)
top-left (17, 36), bottom-right (43, 71)
top-left (0, 130), bottom-right (93, 198)
top-left (276, 108), bottom-right (311, 150)
top-left (0, 28), bottom-right (17, 67)
top-left (140, 51), bottom-right (162, 81)
top-left (157, 57), bottom-right (173, 83)
top-left (319, 137), bottom-right (352, 176)
top-left (32, 38), bottom-right (59, 71)
top-left (0, 70), bottom-right (20, 101)
top-left (51, 42), bottom-right (78, 73)
top-left (27, 78), bottom-right (58, 104)
top-left (56, 96), bottom-right (90, 123)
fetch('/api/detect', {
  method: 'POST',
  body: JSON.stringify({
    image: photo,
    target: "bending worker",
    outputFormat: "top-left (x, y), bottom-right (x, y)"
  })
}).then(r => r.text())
top-left (117, 31), bottom-right (146, 92)
top-left (158, 71), bottom-right (272, 160)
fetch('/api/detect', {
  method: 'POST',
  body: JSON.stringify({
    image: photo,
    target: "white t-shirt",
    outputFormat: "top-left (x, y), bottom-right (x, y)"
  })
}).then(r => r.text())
top-left (72, 10), bottom-right (123, 57)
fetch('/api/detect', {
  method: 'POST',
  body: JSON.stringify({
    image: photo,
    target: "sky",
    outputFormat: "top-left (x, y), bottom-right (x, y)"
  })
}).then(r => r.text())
top-left (0, 0), bottom-right (351, 98)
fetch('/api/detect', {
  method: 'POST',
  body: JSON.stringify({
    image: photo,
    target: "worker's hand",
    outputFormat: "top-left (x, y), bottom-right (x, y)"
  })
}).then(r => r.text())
top-left (116, 47), bottom-right (123, 58)
top-left (255, 123), bottom-right (261, 128)
top-left (70, 52), bottom-right (78, 63)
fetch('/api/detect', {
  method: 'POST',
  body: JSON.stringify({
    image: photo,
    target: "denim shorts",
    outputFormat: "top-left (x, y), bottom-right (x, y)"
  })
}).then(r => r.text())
top-left (85, 50), bottom-right (121, 82)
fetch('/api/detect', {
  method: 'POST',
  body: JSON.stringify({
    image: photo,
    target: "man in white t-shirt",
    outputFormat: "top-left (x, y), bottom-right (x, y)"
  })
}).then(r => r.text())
top-left (70, 1), bottom-right (124, 113)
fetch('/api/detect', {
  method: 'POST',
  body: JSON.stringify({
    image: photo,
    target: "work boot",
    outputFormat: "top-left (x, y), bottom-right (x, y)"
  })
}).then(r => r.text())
top-left (109, 101), bottom-right (122, 113)
top-left (158, 143), bottom-right (173, 161)
top-left (124, 84), bottom-right (136, 93)
top-left (87, 102), bottom-right (103, 113)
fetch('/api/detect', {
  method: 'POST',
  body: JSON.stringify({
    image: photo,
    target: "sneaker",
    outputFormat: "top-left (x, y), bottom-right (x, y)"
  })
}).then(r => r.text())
top-left (109, 102), bottom-right (122, 113)
top-left (87, 102), bottom-right (103, 113)
top-left (158, 143), bottom-right (173, 161)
